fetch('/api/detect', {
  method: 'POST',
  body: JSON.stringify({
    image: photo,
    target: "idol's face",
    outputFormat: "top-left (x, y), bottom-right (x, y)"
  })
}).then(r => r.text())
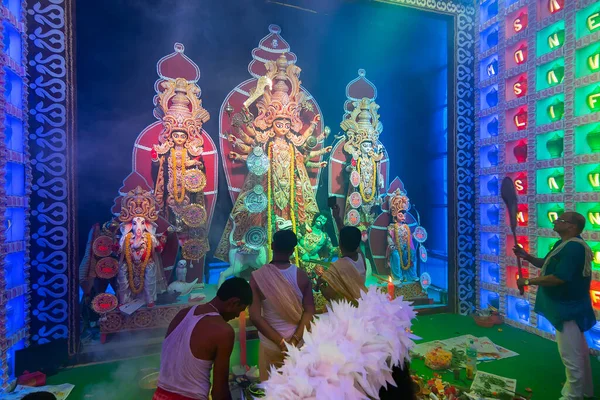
top-left (172, 131), bottom-right (188, 146)
top-left (360, 141), bottom-right (373, 154)
top-left (132, 217), bottom-right (146, 238)
top-left (273, 118), bottom-right (291, 137)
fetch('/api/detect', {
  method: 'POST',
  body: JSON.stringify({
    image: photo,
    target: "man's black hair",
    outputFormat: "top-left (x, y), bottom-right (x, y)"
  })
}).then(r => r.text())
top-left (217, 277), bottom-right (253, 306)
top-left (339, 226), bottom-right (361, 252)
top-left (272, 229), bottom-right (297, 253)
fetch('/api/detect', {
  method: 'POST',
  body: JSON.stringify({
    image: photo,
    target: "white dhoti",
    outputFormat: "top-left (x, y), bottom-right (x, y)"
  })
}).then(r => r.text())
top-left (556, 320), bottom-right (594, 400)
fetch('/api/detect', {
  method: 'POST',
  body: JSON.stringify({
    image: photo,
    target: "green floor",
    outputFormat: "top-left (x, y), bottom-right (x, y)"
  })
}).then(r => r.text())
top-left (47, 314), bottom-right (600, 399)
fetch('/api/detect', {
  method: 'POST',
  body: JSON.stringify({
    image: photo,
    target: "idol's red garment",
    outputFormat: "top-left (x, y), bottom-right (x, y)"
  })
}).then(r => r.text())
top-left (153, 387), bottom-right (197, 400)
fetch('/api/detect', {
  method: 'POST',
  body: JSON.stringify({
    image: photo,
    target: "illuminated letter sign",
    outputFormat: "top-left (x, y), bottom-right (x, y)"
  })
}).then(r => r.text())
top-left (513, 76), bottom-right (527, 98)
top-left (547, 101), bottom-right (564, 122)
top-left (588, 91), bottom-right (600, 111)
top-left (547, 211), bottom-right (559, 223)
top-left (514, 110), bottom-right (528, 130)
top-left (591, 281), bottom-right (600, 310)
top-left (547, 31), bottom-right (564, 49)
top-left (588, 168), bottom-right (600, 190)
top-left (548, 0), bottom-right (563, 14)
top-left (588, 211), bottom-right (600, 227)
top-left (513, 13), bottom-right (528, 33)
top-left (487, 59), bottom-right (498, 77)
top-left (515, 179), bottom-right (525, 193)
top-left (587, 12), bottom-right (600, 33)
top-left (589, 51), bottom-right (600, 72)
top-left (514, 49), bottom-right (526, 64)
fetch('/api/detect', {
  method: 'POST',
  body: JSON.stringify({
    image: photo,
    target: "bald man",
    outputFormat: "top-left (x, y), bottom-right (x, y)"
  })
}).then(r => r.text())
top-left (514, 212), bottom-right (596, 400)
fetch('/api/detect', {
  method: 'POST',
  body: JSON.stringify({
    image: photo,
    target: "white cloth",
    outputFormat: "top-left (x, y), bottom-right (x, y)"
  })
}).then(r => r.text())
top-left (258, 264), bottom-right (303, 351)
top-left (541, 238), bottom-right (593, 277)
top-left (157, 306), bottom-right (218, 400)
top-left (555, 320), bottom-right (594, 400)
top-left (344, 254), bottom-right (366, 279)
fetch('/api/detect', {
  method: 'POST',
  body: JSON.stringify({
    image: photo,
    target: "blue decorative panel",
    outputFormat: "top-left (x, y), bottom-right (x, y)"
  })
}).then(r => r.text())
top-left (27, 0), bottom-right (77, 355)
top-left (1, 0), bottom-right (29, 389)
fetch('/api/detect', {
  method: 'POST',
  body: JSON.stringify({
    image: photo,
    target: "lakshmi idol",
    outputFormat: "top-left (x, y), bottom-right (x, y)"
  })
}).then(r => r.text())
top-left (215, 54), bottom-right (331, 285)
top-left (151, 77), bottom-right (211, 267)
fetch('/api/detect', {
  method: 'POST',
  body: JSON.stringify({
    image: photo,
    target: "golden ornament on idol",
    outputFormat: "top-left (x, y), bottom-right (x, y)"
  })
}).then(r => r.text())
top-left (124, 232), bottom-right (154, 295)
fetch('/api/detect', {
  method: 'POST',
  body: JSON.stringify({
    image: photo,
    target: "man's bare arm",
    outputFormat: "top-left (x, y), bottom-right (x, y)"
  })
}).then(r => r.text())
top-left (248, 276), bottom-right (285, 345)
top-left (292, 270), bottom-right (315, 341)
top-left (211, 326), bottom-right (235, 400)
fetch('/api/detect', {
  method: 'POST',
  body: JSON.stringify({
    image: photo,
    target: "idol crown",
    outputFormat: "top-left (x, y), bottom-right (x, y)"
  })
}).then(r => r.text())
top-left (341, 97), bottom-right (381, 150)
top-left (119, 186), bottom-right (158, 222)
top-left (156, 77), bottom-right (210, 141)
top-left (389, 189), bottom-right (410, 217)
top-left (253, 54), bottom-right (305, 133)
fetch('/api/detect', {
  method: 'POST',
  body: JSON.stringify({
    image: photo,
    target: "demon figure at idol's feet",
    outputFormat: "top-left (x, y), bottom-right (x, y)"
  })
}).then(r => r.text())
top-left (215, 54), bottom-right (331, 283)
top-left (387, 189), bottom-right (419, 284)
top-left (297, 213), bottom-right (337, 273)
top-left (116, 186), bottom-right (168, 307)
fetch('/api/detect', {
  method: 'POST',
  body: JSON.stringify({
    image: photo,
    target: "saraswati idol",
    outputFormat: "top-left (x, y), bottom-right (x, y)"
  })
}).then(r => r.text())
top-left (215, 54), bottom-right (331, 285)
top-left (151, 77), bottom-right (210, 267)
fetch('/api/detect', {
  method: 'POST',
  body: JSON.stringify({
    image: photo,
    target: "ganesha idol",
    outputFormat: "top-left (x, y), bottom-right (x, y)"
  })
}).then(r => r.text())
top-left (117, 186), bottom-right (167, 307)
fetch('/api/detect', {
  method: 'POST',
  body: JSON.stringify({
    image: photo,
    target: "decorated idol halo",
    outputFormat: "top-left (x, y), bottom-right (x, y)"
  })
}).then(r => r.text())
top-left (184, 169), bottom-right (207, 193)
top-left (93, 235), bottom-right (115, 258)
top-left (181, 204), bottom-right (207, 228)
top-left (95, 257), bottom-right (119, 279)
top-left (91, 293), bottom-right (118, 314)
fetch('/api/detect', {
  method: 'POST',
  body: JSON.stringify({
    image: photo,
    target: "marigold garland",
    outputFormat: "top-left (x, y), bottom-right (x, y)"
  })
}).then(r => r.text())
top-left (357, 158), bottom-right (376, 203)
top-left (289, 144), bottom-right (300, 266)
top-left (395, 223), bottom-right (412, 271)
top-left (124, 232), bottom-right (153, 295)
top-left (267, 143), bottom-right (273, 261)
top-left (171, 148), bottom-right (187, 203)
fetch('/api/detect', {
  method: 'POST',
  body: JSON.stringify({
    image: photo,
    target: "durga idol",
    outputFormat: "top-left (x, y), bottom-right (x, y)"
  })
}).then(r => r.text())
top-left (215, 54), bottom-right (331, 275)
top-left (151, 77), bottom-right (210, 266)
